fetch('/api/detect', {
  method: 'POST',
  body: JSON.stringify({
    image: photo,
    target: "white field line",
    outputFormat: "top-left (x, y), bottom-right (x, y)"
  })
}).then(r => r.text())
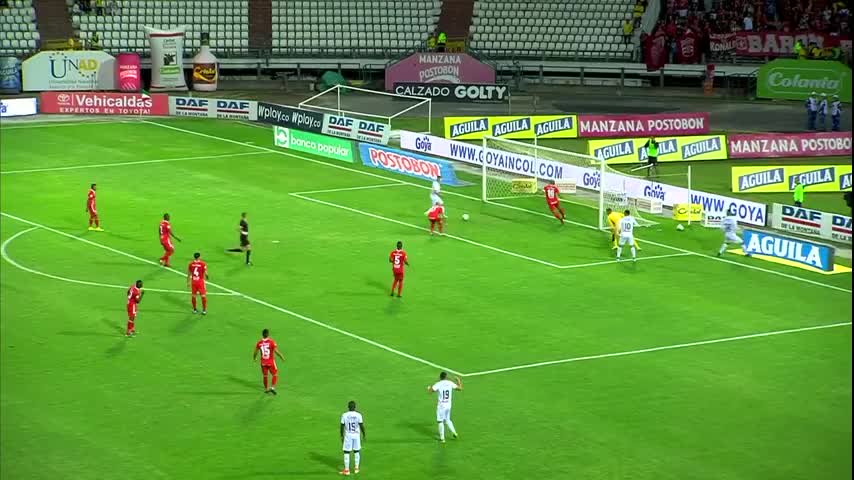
top-left (1, 227), bottom-right (237, 296)
top-left (557, 252), bottom-right (692, 269)
top-left (292, 183), bottom-right (408, 195)
top-left (290, 193), bottom-right (564, 269)
top-left (0, 119), bottom-right (136, 130)
top-left (1, 212), bottom-right (462, 375)
top-left (464, 321), bottom-right (853, 377)
top-left (0, 151), bottom-right (267, 175)
top-left (141, 121), bottom-right (852, 294)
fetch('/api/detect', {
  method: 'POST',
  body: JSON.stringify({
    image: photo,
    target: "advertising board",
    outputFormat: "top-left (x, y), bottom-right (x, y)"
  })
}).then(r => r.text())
top-left (577, 113), bottom-right (710, 138)
top-left (22, 51), bottom-right (117, 91)
top-left (170, 97), bottom-right (258, 120)
top-left (322, 114), bottom-right (390, 145)
top-left (732, 165), bottom-right (852, 193)
top-left (757, 59), bottom-right (852, 101)
top-left (359, 143), bottom-right (462, 186)
top-left (256, 102), bottom-right (324, 134)
top-left (40, 91), bottom-right (169, 116)
top-left (742, 229), bottom-right (835, 272)
top-left (444, 115), bottom-right (579, 140)
top-left (273, 126), bottom-right (355, 163)
top-left (0, 98), bottom-right (37, 118)
top-left (770, 204), bottom-right (852, 244)
top-left (393, 83), bottom-right (509, 102)
top-left (728, 132), bottom-right (852, 158)
top-left (587, 135), bottom-right (728, 164)
top-left (384, 53), bottom-right (496, 90)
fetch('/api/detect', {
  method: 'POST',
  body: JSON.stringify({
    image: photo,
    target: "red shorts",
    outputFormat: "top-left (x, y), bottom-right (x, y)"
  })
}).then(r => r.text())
top-left (393, 271), bottom-right (404, 280)
top-left (262, 363), bottom-right (278, 375)
top-left (192, 281), bottom-right (207, 295)
top-left (161, 239), bottom-right (174, 252)
top-left (548, 201), bottom-right (561, 210)
top-left (88, 207), bottom-right (98, 216)
top-left (127, 303), bottom-right (137, 321)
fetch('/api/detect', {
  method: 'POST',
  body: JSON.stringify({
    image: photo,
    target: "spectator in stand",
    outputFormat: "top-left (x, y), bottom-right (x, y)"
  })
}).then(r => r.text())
top-left (437, 31), bottom-right (447, 52)
top-left (95, 0), bottom-right (104, 16)
top-left (90, 31), bottom-right (100, 50)
top-left (624, 18), bottom-right (634, 44)
top-left (107, 0), bottom-right (118, 15)
top-left (743, 12), bottom-right (754, 30)
top-left (808, 41), bottom-right (822, 58)
top-left (633, 1), bottom-right (645, 27)
top-left (427, 33), bottom-right (436, 51)
top-left (795, 39), bottom-right (807, 58)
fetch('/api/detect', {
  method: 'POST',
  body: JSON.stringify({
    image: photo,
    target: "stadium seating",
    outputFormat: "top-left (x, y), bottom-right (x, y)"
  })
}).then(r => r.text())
top-left (0, 0), bottom-right (40, 56)
top-left (69, 0), bottom-right (250, 56)
top-left (469, 0), bottom-right (635, 59)
top-left (271, 0), bottom-right (441, 57)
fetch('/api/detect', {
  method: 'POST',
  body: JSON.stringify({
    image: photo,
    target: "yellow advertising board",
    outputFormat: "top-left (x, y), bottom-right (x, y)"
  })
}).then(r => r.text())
top-left (444, 115), bottom-right (579, 140)
top-left (673, 203), bottom-right (703, 221)
top-left (511, 178), bottom-right (538, 194)
top-left (732, 165), bottom-right (853, 193)
top-left (587, 135), bottom-right (728, 164)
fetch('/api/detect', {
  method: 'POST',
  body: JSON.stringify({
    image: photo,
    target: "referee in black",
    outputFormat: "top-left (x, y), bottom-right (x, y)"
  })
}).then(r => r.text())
top-left (227, 212), bottom-right (252, 265)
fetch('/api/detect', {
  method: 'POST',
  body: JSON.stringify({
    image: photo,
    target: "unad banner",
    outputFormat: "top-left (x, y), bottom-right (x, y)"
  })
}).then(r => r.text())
top-left (577, 113), bottom-right (710, 138)
top-left (384, 53), bottom-right (495, 90)
top-left (41, 91), bottom-right (169, 116)
top-left (729, 132), bottom-right (852, 158)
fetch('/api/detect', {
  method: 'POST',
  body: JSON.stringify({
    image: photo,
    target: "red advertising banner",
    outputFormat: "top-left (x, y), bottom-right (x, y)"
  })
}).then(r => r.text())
top-left (709, 31), bottom-right (851, 57)
top-left (41, 91), bottom-right (169, 115)
top-left (728, 132), bottom-right (853, 158)
top-left (116, 53), bottom-right (141, 92)
top-left (578, 112), bottom-right (711, 138)
top-left (384, 53), bottom-right (496, 91)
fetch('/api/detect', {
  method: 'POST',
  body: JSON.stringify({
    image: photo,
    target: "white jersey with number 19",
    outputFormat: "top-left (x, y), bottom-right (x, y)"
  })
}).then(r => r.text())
top-left (432, 379), bottom-right (458, 407)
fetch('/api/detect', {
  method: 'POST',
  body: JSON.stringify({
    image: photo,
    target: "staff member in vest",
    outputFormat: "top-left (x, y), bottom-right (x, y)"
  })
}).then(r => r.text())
top-left (427, 33), bottom-right (437, 51)
top-left (793, 178), bottom-right (805, 208)
top-left (437, 31), bottom-right (447, 52)
top-left (818, 93), bottom-right (828, 130)
top-left (831, 94), bottom-right (842, 131)
top-left (805, 92), bottom-right (818, 130)
top-left (643, 137), bottom-right (659, 177)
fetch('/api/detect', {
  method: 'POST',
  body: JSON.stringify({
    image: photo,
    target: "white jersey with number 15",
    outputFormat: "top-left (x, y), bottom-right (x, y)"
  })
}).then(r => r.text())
top-left (619, 216), bottom-right (639, 234)
top-left (432, 379), bottom-right (458, 406)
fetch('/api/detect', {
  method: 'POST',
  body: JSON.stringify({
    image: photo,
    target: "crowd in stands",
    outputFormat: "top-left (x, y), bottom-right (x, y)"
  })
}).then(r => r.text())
top-left (74, 0), bottom-right (118, 16)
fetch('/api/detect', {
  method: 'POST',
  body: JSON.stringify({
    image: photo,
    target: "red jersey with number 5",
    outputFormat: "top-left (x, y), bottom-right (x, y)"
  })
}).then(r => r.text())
top-left (188, 260), bottom-right (207, 284)
top-left (159, 220), bottom-right (171, 242)
top-left (255, 338), bottom-right (278, 366)
top-left (87, 189), bottom-right (97, 211)
top-left (544, 184), bottom-right (560, 206)
top-left (390, 249), bottom-right (408, 274)
top-left (127, 285), bottom-right (141, 306)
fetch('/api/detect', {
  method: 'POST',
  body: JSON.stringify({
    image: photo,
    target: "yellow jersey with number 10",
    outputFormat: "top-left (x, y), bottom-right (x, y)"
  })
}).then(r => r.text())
top-left (608, 211), bottom-right (624, 229)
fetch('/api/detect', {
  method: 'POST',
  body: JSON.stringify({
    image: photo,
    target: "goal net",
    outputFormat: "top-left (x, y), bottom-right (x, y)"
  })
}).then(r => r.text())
top-left (298, 85), bottom-right (432, 135)
top-left (481, 136), bottom-right (695, 229)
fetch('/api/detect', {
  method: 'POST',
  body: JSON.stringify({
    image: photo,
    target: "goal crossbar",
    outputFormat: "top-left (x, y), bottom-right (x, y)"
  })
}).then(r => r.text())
top-left (298, 84), bottom-right (432, 132)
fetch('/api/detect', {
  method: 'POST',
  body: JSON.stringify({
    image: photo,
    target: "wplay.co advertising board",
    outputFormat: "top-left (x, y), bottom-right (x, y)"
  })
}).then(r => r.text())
top-left (273, 126), bottom-right (355, 163)
top-left (742, 229), bottom-right (835, 272)
top-left (577, 112), bottom-right (710, 138)
top-left (322, 114), bottom-right (390, 145)
top-left (22, 51), bottom-right (117, 91)
top-left (444, 115), bottom-right (579, 140)
top-left (400, 131), bottom-right (767, 226)
top-left (40, 91), bottom-right (169, 116)
top-left (170, 96), bottom-right (258, 120)
top-left (256, 102), bottom-right (324, 134)
top-left (359, 143), bottom-right (462, 186)
top-left (732, 165), bottom-right (853, 193)
top-left (770, 204), bottom-right (852, 244)
top-left (393, 83), bottom-right (509, 102)
top-left (757, 59), bottom-right (852, 102)
top-left (588, 135), bottom-right (727, 164)
top-left (728, 132), bottom-right (852, 158)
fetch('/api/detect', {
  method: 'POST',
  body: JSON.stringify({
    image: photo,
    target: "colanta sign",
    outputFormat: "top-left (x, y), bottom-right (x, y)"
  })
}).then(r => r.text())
top-left (757, 59), bottom-right (852, 101)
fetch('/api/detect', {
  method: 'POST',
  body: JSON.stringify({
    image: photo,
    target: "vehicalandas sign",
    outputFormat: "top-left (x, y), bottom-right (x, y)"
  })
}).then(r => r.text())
top-left (40, 91), bottom-right (169, 115)
top-left (393, 83), bottom-right (509, 102)
top-left (757, 59), bottom-right (852, 101)
top-left (384, 53), bottom-right (496, 90)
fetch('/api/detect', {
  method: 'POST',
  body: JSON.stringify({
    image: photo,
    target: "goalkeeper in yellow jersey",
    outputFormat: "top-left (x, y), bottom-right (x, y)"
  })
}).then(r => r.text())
top-left (606, 208), bottom-right (640, 250)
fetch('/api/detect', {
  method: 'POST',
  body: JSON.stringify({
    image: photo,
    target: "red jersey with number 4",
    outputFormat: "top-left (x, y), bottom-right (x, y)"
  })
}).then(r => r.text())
top-left (87, 189), bottom-right (97, 211)
top-left (127, 285), bottom-right (141, 306)
top-left (159, 220), bottom-right (172, 242)
top-left (188, 260), bottom-right (207, 285)
top-left (390, 249), bottom-right (408, 274)
top-left (544, 184), bottom-right (560, 206)
top-left (256, 338), bottom-right (278, 366)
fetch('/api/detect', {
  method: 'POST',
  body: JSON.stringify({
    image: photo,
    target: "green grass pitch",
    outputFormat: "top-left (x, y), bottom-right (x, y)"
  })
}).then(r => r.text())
top-left (1, 117), bottom-right (851, 480)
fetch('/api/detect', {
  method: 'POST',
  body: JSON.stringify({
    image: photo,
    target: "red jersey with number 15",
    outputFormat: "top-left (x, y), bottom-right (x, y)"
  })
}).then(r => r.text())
top-left (390, 249), bottom-right (408, 274)
top-left (159, 220), bottom-right (172, 241)
top-left (544, 184), bottom-right (560, 205)
top-left (127, 285), bottom-right (141, 306)
top-left (87, 189), bottom-right (97, 210)
top-left (188, 260), bottom-right (207, 284)
top-left (255, 338), bottom-right (278, 366)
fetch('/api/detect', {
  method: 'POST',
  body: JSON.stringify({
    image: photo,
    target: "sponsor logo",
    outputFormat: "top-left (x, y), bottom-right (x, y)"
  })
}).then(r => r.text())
top-left (832, 214), bottom-right (853, 235)
top-left (356, 119), bottom-right (387, 140)
top-left (781, 204), bottom-right (823, 227)
top-left (257, 103), bottom-right (324, 133)
top-left (743, 229), bottom-right (834, 271)
top-left (0, 98), bottom-right (37, 118)
top-left (534, 117), bottom-right (574, 137)
top-left (368, 147), bottom-right (441, 179)
top-left (274, 126), bottom-right (290, 148)
top-left (840, 172), bottom-right (852, 190)
top-left (642, 139), bottom-right (679, 159)
top-left (57, 93), bottom-right (71, 104)
top-left (41, 92), bottom-right (167, 115)
top-left (492, 117), bottom-right (531, 137)
top-left (582, 171), bottom-right (601, 190)
top-left (643, 184), bottom-right (665, 200)
top-left (450, 118), bottom-right (489, 138)
top-left (739, 168), bottom-right (785, 191)
top-left (215, 100), bottom-right (252, 119)
top-left (681, 136), bottom-right (722, 159)
top-left (454, 84), bottom-right (507, 101)
top-left (416, 53), bottom-right (462, 82)
top-left (593, 140), bottom-right (634, 161)
top-left (414, 136), bottom-right (432, 153)
top-left (788, 167), bottom-right (835, 189)
top-left (273, 126), bottom-right (354, 162)
top-left (393, 83), bottom-right (508, 101)
top-left (174, 97), bottom-right (209, 117)
top-left (768, 71), bottom-right (841, 90)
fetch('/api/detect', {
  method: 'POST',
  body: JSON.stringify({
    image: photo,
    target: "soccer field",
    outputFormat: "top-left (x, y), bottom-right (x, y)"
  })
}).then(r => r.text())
top-left (1, 117), bottom-right (851, 480)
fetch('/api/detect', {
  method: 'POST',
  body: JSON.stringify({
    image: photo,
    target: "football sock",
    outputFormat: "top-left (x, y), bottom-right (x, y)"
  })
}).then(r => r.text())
top-left (616, 246), bottom-right (623, 258)
top-left (430, 222), bottom-right (435, 234)
top-left (263, 373), bottom-right (269, 390)
top-left (226, 248), bottom-right (242, 252)
top-left (344, 454), bottom-right (350, 470)
top-left (719, 243), bottom-right (727, 254)
top-left (245, 250), bottom-right (251, 264)
top-left (631, 246), bottom-right (637, 258)
top-left (561, 208), bottom-right (566, 219)
top-left (438, 422), bottom-right (445, 440)
top-left (397, 280), bottom-right (403, 296)
top-left (272, 373), bottom-right (278, 388)
top-left (202, 296), bottom-right (207, 310)
top-left (446, 420), bottom-right (457, 436)
top-left (192, 296), bottom-right (197, 309)
top-left (391, 279), bottom-right (398, 294)
top-left (354, 452), bottom-right (360, 468)
top-left (126, 321), bottom-right (133, 334)
top-left (95, 218), bottom-right (100, 228)
top-left (439, 222), bottom-right (444, 234)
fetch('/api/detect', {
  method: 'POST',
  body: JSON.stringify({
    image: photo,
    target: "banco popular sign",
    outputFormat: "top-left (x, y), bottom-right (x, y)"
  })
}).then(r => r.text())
top-left (757, 59), bottom-right (851, 101)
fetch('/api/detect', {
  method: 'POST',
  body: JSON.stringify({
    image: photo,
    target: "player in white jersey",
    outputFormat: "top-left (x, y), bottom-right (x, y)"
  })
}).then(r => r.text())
top-left (339, 400), bottom-right (365, 476)
top-left (427, 371), bottom-right (463, 443)
top-left (431, 175), bottom-right (443, 205)
top-left (717, 208), bottom-right (746, 257)
top-left (616, 210), bottom-right (639, 262)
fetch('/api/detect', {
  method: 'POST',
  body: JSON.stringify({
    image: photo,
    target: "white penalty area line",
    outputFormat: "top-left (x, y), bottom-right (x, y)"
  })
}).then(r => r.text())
top-left (0, 212), bottom-right (462, 376)
top-left (1, 227), bottom-right (237, 296)
top-left (0, 151), bottom-right (268, 175)
top-left (463, 321), bottom-right (853, 377)
top-left (558, 252), bottom-right (692, 269)
top-left (139, 121), bottom-right (852, 295)
top-left (291, 183), bottom-right (408, 196)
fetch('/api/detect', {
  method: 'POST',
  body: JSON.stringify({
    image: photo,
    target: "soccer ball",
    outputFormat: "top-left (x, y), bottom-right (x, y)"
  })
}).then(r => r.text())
top-left (462, 214), bottom-right (470, 221)
top-left (676, 224), bottom-right (685, 231)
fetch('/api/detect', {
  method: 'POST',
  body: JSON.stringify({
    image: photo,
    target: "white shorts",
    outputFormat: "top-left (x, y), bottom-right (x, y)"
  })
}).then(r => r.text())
top-left (619, 233), bottom-right (634, 246)
top-left (342, 434), bottom-right (361, 452)
top-left (724, 232), bottom-right (742, 244)
top-left (431, 193), bottom-right (442, 205)
top-left (436, 404), bottom-right (452, 422)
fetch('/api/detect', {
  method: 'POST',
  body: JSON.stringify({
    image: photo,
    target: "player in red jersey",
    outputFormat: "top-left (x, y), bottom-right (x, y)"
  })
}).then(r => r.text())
top-left (126, 280), bottom-right (144, 337)
top-left (187, 252), bottom-right (209, 315)
top-left (427, 202), bottom-right (446, 235)
top-left (543, 182), bottom-right (566, 224)
top-left (86, 183), bottom-right (104, 231)
top-left (389, 240), bottom-right (409, 298)
top-left (253, 328), bottom-right (286, 395)
top-left (158, 213), bottom-right (181, 267)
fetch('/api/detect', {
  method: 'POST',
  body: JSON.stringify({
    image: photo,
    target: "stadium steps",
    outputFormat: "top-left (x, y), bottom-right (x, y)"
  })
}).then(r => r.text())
top-left (249, 0), bottom-right (272, 51)
top-left (437, 0), bottom-right (474, 39)
top-left (33, 0), bottom-right (73, 42)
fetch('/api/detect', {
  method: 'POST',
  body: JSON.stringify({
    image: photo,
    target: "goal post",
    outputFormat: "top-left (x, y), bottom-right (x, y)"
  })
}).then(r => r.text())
top-left (298, 84), bottom-right (433, 134)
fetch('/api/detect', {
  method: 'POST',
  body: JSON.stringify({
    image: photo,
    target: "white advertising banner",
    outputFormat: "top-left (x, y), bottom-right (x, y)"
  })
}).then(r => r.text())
top-left (400, 131), bottom-right (768, 226)
top-left (145, 26), bottom-right (187, 91)
top-left (169, 96), bottom-right (258, 120)
top-left (0, 97), bottom-right (37, 117)
top-left (321, 113), bottom-right (391, 145)
top-left (770, 203), bottom-right (852, 244)
top-left (22, 51), bottom-right (116, 91)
